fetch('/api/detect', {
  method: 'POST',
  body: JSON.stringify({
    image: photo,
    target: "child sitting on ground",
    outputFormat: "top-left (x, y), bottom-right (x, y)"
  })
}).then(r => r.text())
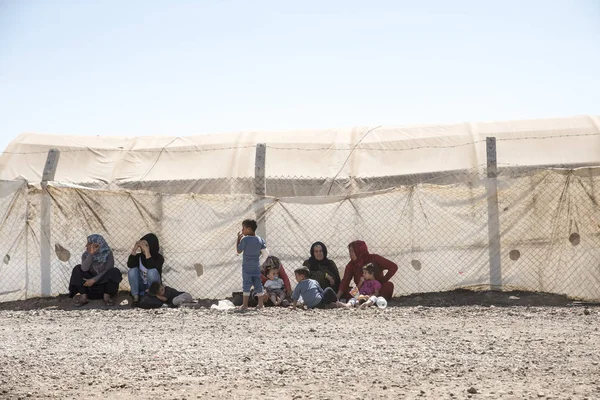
top-left (345, 263), bottom-right (381, 309)
top-left (148, 282), bottom-right (194, 307)
top-left (264, 265), bottom-right (286, 306)
top-left (290, 267), bottom-right (345, 310)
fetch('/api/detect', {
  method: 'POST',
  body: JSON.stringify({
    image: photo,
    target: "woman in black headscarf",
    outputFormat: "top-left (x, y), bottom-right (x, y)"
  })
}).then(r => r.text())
top-left (302, 242), bottom-right (341, 292)
top-left (127, 233), bottom-right (164, 306)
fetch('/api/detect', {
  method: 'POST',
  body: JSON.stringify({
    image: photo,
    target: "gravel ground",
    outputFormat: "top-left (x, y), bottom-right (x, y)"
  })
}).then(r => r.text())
top-left (0, 295), bottom-right (599, 400)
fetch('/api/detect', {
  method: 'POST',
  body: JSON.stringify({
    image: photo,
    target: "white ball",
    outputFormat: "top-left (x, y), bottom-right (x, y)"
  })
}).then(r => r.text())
top-left (376, 296), bottom-right (387, 309)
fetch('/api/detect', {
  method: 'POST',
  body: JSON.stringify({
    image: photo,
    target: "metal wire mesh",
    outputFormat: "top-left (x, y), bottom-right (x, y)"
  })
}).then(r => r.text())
top-left (1, 165), bottom-right (600, 302)
top-left (497, 168), bottom-right (600, 300)
top-left (0, 181), bottom-right (29, 301)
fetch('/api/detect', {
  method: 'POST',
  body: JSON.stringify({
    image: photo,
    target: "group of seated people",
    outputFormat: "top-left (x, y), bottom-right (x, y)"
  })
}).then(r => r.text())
top-left (68, 233), bottom-right (173, 307)
top-left (67, 234), bottom-right (398, 309)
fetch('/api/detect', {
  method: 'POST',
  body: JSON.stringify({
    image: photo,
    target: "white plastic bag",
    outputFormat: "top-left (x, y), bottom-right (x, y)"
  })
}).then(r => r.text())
top-left (210, 299), bottom-right (235, 310)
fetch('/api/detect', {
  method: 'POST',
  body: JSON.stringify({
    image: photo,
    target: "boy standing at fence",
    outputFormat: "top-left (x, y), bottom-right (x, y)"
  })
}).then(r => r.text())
top-left (236, 219), bottom-right (266, 310)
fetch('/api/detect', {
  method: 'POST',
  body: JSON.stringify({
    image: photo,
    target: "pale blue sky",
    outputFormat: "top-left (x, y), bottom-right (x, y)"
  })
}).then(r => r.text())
top-left (1, 0), bottom-right (599, 152)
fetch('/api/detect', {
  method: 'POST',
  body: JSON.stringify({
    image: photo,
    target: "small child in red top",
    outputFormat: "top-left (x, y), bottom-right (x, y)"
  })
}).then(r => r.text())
top-left (345, 264), bottom-right (381, 309)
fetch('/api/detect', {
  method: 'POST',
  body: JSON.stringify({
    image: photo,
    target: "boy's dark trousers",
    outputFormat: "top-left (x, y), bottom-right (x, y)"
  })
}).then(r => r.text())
top-left (314, 287), bottom-right (338, 308)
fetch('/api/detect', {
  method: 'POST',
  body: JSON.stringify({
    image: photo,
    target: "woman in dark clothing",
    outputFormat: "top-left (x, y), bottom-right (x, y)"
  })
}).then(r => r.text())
top-left (337, 240), bottom-right (398, 301)
top-left (302, 241), bottom-right (341, 292)
top-left (127, 233), bottom-right (164, 306)
top-left (68, 234), bottom-right (122, 307)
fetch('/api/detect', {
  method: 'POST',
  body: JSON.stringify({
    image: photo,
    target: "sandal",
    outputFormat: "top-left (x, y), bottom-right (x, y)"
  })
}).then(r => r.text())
top-left (74, 299), bottom-right (89, 307)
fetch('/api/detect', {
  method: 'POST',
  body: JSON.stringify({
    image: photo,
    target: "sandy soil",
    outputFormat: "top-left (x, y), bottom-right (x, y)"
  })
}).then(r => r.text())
top-left (0, 292), bottom-right (599, 400)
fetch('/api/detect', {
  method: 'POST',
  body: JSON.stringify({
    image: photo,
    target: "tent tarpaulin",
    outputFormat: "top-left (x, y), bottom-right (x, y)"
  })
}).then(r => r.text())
top-left (1, 115), bottom-right (600, 302)
top-left (1, 115), bottom-right (599, 185)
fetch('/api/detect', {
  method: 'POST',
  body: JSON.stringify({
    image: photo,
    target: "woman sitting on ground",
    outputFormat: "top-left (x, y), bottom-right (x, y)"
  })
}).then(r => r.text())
top-left (302, 241), bottom-right (341, 292)
top-left (127, 233), bottom-right (164, 307)
top-left (68, 234), bottom-right (122, 307)
top-left (337, 240), bottom-right (398, 301)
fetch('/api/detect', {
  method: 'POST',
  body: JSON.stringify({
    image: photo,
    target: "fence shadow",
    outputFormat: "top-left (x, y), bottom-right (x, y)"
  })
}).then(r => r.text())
top-left (0, 288), bottom-right (596, 311)
top-left (390, 288), bottom-right (583, 307)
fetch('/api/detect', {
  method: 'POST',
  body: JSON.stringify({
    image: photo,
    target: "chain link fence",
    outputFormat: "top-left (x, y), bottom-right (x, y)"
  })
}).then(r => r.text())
top-left (1, 144), bottom-right (600, 302)
top-left (497, 167), bottom-right (600, 300)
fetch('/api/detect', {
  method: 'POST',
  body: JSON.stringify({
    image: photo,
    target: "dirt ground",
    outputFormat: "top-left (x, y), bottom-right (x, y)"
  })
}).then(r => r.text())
top-left (0, 290), bottom-right (599, 400)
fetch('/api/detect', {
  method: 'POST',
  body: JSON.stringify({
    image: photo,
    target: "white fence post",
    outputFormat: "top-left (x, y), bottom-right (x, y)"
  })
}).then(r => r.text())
top-left (40, 149), bottom-right (60, 296)
top-left (486, 137), bottom-right (502, 290)
top-left (255, 143), bottom-right (267, 239)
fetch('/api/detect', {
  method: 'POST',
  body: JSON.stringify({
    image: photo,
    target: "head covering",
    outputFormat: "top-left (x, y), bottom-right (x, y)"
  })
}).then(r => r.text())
top-left (140, 233), bottom-right (160, 258)
top-left (261, 255), bottom-right (281, 275)
top-left (349, 240), bottom-right (370, 268)
top-left (85, 234), bottom-right (111, 264)
top-left (307, 241), bottom-right (330, 271)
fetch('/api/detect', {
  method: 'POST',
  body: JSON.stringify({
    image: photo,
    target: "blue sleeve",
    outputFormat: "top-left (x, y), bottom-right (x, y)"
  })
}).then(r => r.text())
top-left (237, 237), bottom-right (246, 252)
top-left (291, 283), bottom-right (302, 301)
top-left (315, 280), bottom-right (323, 294)
top-left (261, 237), bottom-right (266, 249)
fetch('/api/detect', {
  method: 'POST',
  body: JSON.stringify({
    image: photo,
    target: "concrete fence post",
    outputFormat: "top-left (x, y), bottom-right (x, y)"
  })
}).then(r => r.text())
top-left (40, 149), bottom-right (60, 296)
top-left (254, 143), bottom-right (267, 239)
top-left (486, 137), bottom-right (502, 290)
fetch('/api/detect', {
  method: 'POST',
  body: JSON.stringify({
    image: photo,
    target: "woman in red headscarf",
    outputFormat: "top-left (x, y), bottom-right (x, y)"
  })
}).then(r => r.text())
top-left (337, 240), bottom-right (398, 301)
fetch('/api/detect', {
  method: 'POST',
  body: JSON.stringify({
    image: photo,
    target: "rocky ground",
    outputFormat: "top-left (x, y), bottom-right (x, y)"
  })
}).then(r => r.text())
top-left (0, 291), bottom-right (598, 399)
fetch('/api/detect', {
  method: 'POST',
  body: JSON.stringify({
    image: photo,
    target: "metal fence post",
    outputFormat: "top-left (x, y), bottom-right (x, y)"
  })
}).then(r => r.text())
top-left (486, 137), bottom-right (502, 290)
top-left (40, 149), bottom-right (60, 296)
top-left (255, 143), bottom-right (267, 240)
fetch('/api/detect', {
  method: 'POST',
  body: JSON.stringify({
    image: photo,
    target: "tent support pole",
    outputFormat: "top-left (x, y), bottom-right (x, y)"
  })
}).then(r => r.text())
top-left (486, 137), bottom-right (502, 290)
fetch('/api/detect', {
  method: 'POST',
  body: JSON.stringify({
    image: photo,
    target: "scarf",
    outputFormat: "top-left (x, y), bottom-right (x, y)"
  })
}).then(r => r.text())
top-left (349, 240), bottom-right (370, 269)
top-left (307, 241), bottom-right (334, 271)
top-left (261, 255), bottom-right (281, 275)
top-left (85, 234), bottom-right (111, 264)
top-left (140, 233), bottom-right (160, 259)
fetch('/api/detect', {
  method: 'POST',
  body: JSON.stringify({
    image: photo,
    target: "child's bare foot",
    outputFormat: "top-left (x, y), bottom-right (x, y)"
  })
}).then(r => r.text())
top-left (256, 304), bottom-right (264, 310)
top-left (237, 305), bottom-right (248, 310)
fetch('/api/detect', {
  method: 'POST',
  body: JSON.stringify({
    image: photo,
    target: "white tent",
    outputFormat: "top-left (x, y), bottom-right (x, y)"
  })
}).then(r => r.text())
top-left (0, 115), bottom-right (599, 302)
top-left (2, 115), bottom-right (599, 186)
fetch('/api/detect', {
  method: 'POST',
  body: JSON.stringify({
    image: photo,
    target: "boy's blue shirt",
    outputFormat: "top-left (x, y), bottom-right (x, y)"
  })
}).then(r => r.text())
top-left (237, 235), bottom-right (266, 274)
top-left (291, 279), bottom-right (323, 309)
